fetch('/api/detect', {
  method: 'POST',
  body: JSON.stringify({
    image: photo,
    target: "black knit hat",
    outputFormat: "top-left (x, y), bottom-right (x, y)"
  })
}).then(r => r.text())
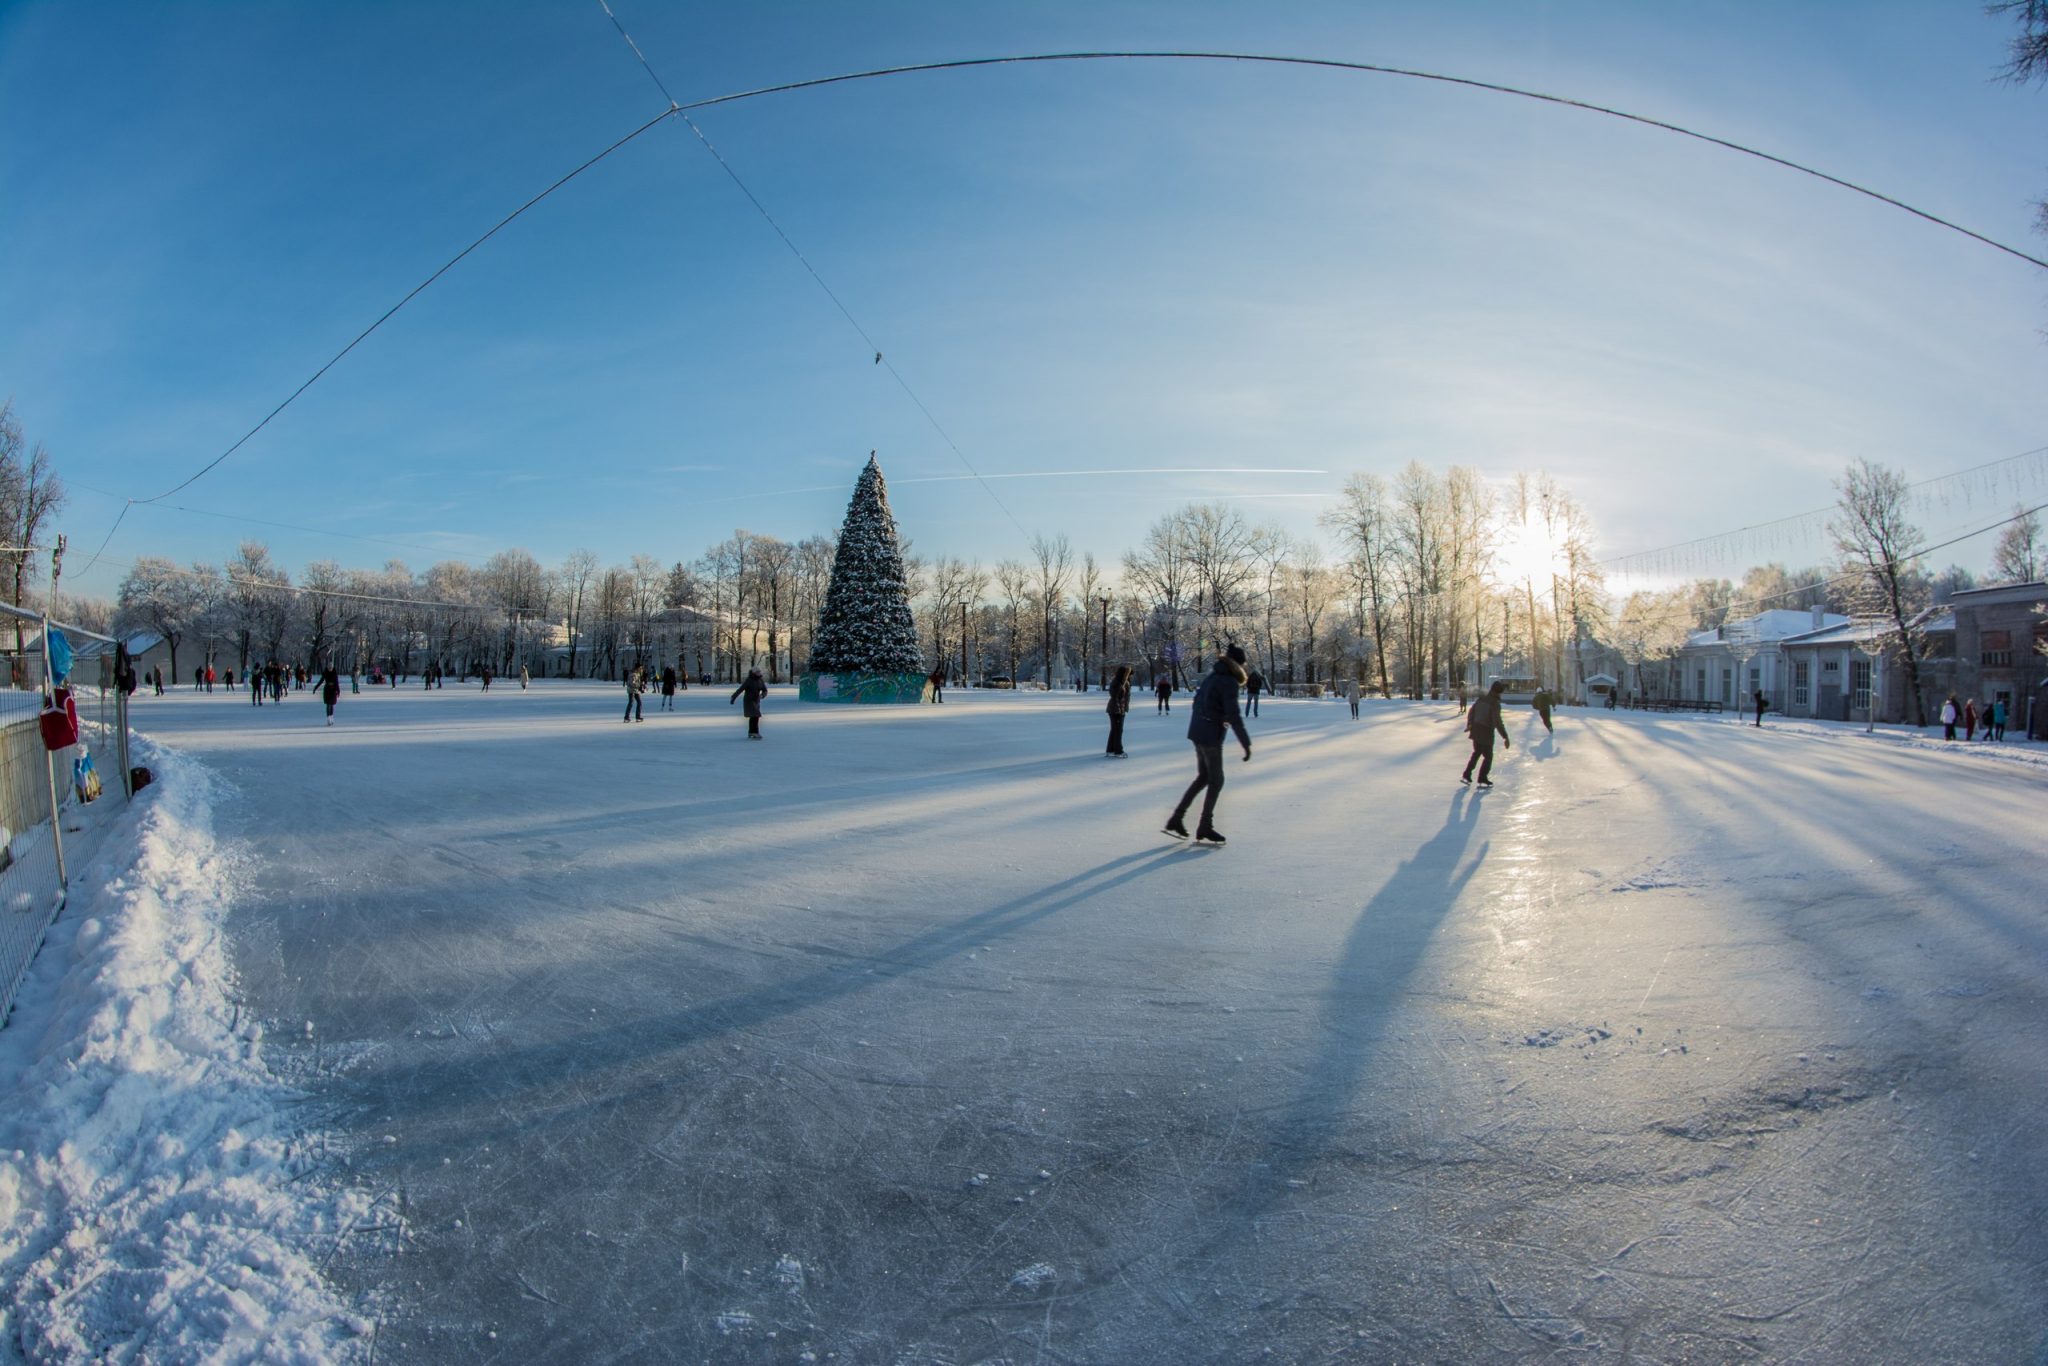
top-left (1225, 644), bottom-right (1247, 665)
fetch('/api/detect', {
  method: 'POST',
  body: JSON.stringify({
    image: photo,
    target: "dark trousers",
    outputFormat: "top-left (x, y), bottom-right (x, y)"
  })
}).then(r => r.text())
top-left (1536, 709), bottom-right (1552, 733)
top-left (1157, 692), bottom-right (1170, 713)
top-left (1173, 743), bottom-right (1226, 829)
top-left (625, 692), bottom-right (642, 721)
top-left (1247, 692), bottom-right (1259, 716)
top-left (747, 714), bottom-right (760, 736)
top-left (1106, 712), bottom-right (1126, 754)
top-left (1463, 735), bottom-right (1496, 783)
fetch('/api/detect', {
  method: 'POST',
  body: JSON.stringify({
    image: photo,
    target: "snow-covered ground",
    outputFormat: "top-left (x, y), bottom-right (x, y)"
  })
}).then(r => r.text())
top-left (9, 680), bottom-right (2047, 1362)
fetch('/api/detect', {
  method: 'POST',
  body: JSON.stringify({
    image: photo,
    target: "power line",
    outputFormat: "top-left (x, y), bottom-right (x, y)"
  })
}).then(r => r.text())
top-left (1602, 442), bottom-right (2048, 569)
top-left (73, 104), bottom-right (684, 579)
top-left (593, 2), bottom-right (1032, 542)
top-left (676, 52), bottom-right (2048, 272)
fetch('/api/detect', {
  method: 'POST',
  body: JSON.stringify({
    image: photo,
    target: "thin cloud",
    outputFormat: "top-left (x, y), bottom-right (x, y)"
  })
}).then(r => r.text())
top-left (701, 467), bottom-right (1328, 503)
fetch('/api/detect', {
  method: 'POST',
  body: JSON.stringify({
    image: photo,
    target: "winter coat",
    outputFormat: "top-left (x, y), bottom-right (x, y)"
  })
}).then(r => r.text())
top-left (625, 669), bottom-right (645, 697)
top-left (1532, 690), bottom-right (1553, 715)
top-left (731, 674), bottom-right (767, 718)
top-left (1466, 692), bottom-right (1509, 741)
top-left (1107, 676), bottom-right (1131, 716)
top-left (320, 671), bottom-right (341, 705)
top-left (1155, 678), bottom-right (1173, 698)
top-left (1186, 658), bottom-right (1251, 748)
top-left (1941, 700), bottom-right (1958, 725)
top-left (660, 668), bottom-right (677, 696)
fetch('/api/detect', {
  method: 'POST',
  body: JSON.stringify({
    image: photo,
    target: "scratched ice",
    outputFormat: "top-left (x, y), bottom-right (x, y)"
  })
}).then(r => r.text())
top-left (113, 683), bottom-right (2048, 1361)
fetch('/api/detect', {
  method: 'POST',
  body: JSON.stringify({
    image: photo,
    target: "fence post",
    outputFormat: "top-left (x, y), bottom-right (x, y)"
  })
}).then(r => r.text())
top-left (39, 613), bottom-right (66, 894)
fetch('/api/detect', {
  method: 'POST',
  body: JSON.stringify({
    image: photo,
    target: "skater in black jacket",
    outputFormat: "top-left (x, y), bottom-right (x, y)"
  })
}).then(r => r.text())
top-left (319, 666), bottom-right (342, 726)
top-left (731, 668), bottom-right (767, 738)
top-left (1105, 664), bottom-right (1132, 756)
top-left (1165, 646), bottom-right (1251, 845)
top-left (1155, 676), bottom-right (1173, 713)
top-left (660, 666), bottom-right (677, 711)
top-left (1462, 680), bottom-right (1510, 787)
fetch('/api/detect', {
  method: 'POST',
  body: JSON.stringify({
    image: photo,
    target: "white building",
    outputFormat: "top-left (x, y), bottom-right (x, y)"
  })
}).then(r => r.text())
top-left (1667, 607), bottom-right (1849, 709)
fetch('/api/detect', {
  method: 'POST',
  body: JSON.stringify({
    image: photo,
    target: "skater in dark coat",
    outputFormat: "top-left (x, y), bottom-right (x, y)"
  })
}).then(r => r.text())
top-left (1155, 676), bottom-right (1173, 714)
top-left (1245, 669), bottom-right (1265, 717)
top-left (1462, 680), bottom-right (1511, 787)
top-left (319, 667), bottom-right (341, 725)
top-left (660, 666), bottom-right (677, 711)
top-left (1105, 664), bottom-right (1132, 757)
top-left (1753, 688), bottom-right (1767, 727)
top-left (731, 668), bottom-right (767, 738)
top-left (1165, 647), bottom-right (1251, 845)
top-left (1531, 688), bottom-right (1554, 733)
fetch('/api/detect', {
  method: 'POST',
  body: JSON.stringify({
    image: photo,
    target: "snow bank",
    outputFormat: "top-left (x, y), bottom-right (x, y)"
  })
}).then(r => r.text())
top-left (0, 739), bottom-right (374, 1364)
top-left (1689, 710), bottom-right (2048, 770)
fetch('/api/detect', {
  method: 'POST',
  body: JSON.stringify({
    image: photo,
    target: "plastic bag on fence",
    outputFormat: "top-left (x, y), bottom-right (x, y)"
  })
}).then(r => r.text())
top-left (46, 628), bottom-right (73, 684)
top-left (39, 685), bottom-right (78, 751)
top-left (74, 748), bottom-right (102, 804)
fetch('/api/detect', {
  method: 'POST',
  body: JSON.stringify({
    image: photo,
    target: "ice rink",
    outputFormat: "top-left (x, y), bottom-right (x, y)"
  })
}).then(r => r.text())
top-left (112, 682), bottom-right (2048, 1361)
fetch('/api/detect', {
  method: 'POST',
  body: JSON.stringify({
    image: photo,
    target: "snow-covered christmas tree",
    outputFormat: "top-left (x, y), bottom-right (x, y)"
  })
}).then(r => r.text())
top-left (801, 454), bottom-right (927, 702)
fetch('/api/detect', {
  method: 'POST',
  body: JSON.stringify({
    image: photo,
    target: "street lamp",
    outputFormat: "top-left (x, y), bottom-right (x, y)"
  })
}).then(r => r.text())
top-left (1099, 596), bottom-right (1110, 690)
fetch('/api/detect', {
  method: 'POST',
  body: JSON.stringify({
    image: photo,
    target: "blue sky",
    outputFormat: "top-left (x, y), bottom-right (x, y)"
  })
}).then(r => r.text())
top-left (3, 1), bottom-right (2044, 602)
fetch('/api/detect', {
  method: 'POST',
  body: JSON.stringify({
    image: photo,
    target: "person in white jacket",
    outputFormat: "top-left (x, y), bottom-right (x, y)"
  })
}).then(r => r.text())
top-left (1940, 694), bottom-right (1959, 740)
top-left (1345, 677), bottom-right (1361, 719)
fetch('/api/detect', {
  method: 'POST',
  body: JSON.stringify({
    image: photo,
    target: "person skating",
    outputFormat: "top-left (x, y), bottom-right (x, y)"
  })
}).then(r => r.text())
top-left (1155, 676), bottom-right (1173, 714)
top-left (1245, 668), bottom-right (1265, 718)
top-left (1105, 663), bottom-right (1132, 757)
top-left (319, 665), bottom-right (341, 726)
top-left (1532, 687), bottom-right (1555, 734)
top-left (1992, 698), bottom-right (2008, 741)
top-left (1964, 697), bottom-right (1978, 741)
top-left (623, 665), bottom-right (646, 722)
top-left (519, 664), bottom-right (530, 690)
top-left (1164, 645), bottom-right (1251, 845)
top-left (250, 668), bottom-right (263, 707)
top-left (1346, 676), bottom-right (1360, 719)
top-left (731, 667), bottom-right (767, 738)
top-left (660, 665), bottom-right (677, 711)
top-left (928, 666), bottom-right (946, 704)
top-left (1752, 688), bottom-right (1767, 727)
top-left (1461, 679), bottom-right (1511, 787)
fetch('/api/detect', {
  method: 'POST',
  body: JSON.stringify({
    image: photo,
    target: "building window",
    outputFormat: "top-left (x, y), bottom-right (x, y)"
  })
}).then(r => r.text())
top-left (1721, 667), bottom-right (1733, 704)
top-left (1793, 660), bottom-right (1809, 707)
top-left (1981, 650), bottom-right (2013, 668)
top-left (1748, 665), bottom-right (1761, 693)
top-left (1696, 668), bottom-right (1706, 698)
top-left (1822, 659), bottom-right (1840, 675)
top-left (1851, 660), bottom-right (1871, 713)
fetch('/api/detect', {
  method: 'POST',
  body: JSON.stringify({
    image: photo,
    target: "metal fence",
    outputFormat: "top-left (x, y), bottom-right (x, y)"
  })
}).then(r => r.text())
top-left (0, 607), bottom-right (132, 1026)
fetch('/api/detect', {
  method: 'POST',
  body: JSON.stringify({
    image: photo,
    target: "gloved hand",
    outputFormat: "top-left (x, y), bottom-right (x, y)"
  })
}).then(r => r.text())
top-left (1241, 744), bottom-right (1252, 762)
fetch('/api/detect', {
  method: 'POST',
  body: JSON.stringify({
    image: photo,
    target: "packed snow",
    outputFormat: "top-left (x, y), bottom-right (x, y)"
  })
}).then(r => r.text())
top-left (5, 679), bottom-right (2045, 1362)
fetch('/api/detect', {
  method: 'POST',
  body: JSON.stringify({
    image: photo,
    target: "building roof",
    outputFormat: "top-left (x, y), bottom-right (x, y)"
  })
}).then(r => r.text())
top-left (1682, 609), bottom-right (1850, 651)
top-left (1947, 580), bottom-right (2047, 606)
top-left (1778, 607), bottom-right (1953, 647)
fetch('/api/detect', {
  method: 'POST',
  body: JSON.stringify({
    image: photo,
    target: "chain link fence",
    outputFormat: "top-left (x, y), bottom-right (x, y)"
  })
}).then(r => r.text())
top-left (0, 609), bottom-right (132, 1026)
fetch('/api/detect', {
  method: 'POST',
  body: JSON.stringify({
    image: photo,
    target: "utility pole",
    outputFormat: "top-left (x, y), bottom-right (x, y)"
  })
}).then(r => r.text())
top-left (960, 602), bottom-right (967, 686)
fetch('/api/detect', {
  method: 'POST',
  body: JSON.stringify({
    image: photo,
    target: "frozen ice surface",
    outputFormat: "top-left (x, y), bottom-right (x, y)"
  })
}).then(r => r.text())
top-left (108, 684), bottom-right (2048, 1360)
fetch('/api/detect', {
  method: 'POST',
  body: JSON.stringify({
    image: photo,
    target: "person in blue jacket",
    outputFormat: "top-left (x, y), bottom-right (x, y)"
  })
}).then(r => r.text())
top-left (1164, 645), bottom-right (1252, 845)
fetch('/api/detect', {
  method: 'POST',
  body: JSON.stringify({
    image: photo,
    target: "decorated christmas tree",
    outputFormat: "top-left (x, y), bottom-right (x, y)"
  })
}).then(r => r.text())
top-left (808, 453), bottom-right (924, 675)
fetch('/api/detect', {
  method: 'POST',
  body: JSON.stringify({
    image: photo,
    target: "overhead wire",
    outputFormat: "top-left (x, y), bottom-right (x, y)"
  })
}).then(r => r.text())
top-left (72, 103), bottom-right (685, 578)
top-left (67, 45), bottom-right (2047, 581)
top-left (592, 2), bottom-right (1032, 542)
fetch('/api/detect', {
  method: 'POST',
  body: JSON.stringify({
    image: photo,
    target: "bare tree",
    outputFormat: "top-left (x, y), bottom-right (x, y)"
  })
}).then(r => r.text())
top-left (1831, 458), bottom-right (1931, 726)
top-left (1321, 473), bottom-right (1396, 697)
top-left (1991, 504), bottom-right (2044, 583)
top-left (0, 401), bottom-right (64, 653)
top-left (1030, 533), bottom-right (1073, 688)
top-left (557, 549), bottom-right (599, 677)
top-left (1123, 514), bottom-right (1196, 686)
top-left (994, 559), bottom-right (1029, 684)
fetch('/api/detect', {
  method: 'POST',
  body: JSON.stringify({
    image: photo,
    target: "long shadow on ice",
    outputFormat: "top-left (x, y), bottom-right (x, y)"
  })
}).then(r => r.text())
top-left (1190, 790), bottom-right (1487, 1255)
top-left (352, 846), bottom-right (1187, 1131)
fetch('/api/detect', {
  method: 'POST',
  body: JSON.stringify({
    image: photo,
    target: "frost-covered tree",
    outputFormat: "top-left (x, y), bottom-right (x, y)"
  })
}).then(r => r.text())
top-left (808, 455), bottom-right (922, 674)
top-left (116, 556), bottom-right (201, 681)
